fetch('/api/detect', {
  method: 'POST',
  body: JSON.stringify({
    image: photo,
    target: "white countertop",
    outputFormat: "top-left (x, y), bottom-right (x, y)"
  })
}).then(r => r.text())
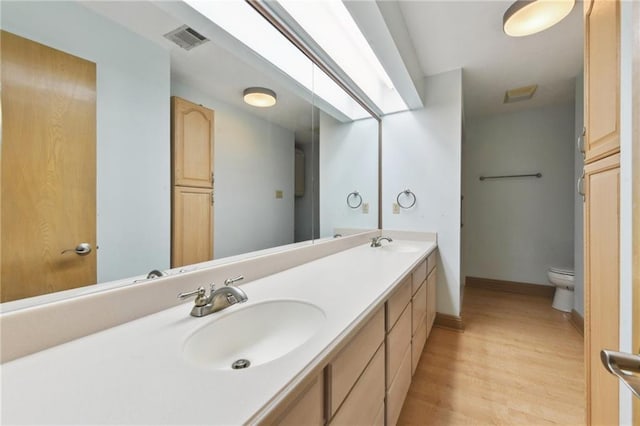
top-left (1, 240), bottom-right (436, 425)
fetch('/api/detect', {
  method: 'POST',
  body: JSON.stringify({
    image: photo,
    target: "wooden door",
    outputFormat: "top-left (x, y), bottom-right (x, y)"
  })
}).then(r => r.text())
top-left (171, 96), bottom-right (214, 188)
top-left (584, 0), bottom-right (620, 163)
top-left (171, 186), bottom-right (213, 268)
top-left (1, 31), bottom-right (96, 302)
top-left (584, 153), bottom-right (620, 425)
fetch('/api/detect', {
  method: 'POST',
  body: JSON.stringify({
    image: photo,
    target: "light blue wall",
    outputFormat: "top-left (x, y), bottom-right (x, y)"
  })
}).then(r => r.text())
top-left (2, 1), bottom-right (171, 283)
top-left (464, 104), bottom-right (575, 286)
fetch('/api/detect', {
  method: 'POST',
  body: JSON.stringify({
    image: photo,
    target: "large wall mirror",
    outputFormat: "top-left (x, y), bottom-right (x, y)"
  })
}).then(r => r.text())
top-left (0, 1), bottom-right (379, 308)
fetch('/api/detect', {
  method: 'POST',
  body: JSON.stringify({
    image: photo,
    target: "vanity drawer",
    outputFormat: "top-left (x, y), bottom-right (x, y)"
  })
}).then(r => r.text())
top-left (275, 374), bottom-right (324, 426)
top-left (327, 307), bottom-right (384, 417)
top-left (386, 275), bottom-right (411, 331)
top-left (411, 320), bottom-right (427, 376)
top-left (427, 250), bottom-right (437, 274)
top-left (386, 344), bottom-right (412, 426)
top-left (412, 280), bottom-right (427, 336)
top-left (411, 258), bottom-right (427, 295)
top-left (329, 344), bottom-right (385, 426)
top-left (386, 304), bottom-right (411, 387)
top-left (427, 267), bottom-right (437, 337)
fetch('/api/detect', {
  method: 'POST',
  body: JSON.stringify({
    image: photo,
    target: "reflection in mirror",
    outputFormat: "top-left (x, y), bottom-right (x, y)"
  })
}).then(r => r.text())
top-left (0, 1), bottom-right (378, 309)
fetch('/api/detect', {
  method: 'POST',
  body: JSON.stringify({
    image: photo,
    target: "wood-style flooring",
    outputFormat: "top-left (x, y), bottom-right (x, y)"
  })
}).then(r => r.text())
top-left (398, 286), bottom-right (585, 425)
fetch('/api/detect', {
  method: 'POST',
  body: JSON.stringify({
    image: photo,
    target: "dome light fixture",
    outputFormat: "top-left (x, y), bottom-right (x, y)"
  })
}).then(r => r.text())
top-left (503, 0), bottom-right (575, 37)
top-left (243, 87), bottom-right (277, 107)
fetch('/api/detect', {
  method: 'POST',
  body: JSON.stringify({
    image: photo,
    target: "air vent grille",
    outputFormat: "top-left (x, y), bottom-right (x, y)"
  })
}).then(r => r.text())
top-left (164, 25), bottom-right (209, 51)
top-left (503, 84), bottom-right (538, 104)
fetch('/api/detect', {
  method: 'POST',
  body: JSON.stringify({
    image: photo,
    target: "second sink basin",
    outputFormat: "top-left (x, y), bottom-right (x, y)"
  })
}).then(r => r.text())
top-left (183, 300), bottom-right (325, 371)
top-left (381, 243), bottom-right (421, 253)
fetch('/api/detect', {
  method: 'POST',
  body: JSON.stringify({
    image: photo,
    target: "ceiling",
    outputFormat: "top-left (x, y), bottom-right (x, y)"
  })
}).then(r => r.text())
top-left (81, 1), bottom-right (319, 142)
top-left (396, 0), bottom-right (584, 118)
top-left (83, 1), bottom-right (584, 126)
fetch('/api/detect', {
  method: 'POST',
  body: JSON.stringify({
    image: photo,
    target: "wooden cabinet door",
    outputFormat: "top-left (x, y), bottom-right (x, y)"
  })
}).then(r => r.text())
top-left (171, 96), bottom-right (214, 188)
top-left (584, 154), bottom-right (620, 425)
top-left (171, 186), bottom-right (213, 268)
top-left (426, 268), bottom-right (437, 336)
top-left (584, 0), bottom-right (620, 163)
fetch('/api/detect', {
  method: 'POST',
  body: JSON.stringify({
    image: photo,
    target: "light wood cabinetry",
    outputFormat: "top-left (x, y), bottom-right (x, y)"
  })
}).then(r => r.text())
top-left (412, 281), bottom-right (427, 335)
top-left (426, 267), bottom-right (437, 336)
top-left (171, 96), bottom-right (214, 188)
top-left (386, 271), bottom-right (415, 426)
top-left (387, 275), bottom-right (412, 330)
top-left (386, 305), bottom-right (412, 385)
top-left (411, 258), bottom-right (427, 295)
top-left (274, 374), bottom-right (324, 426)
top-left (583, 0), bottom-right (621, 423)
top-left (172, 187), bottom-right (213, 267)
top-left (327, 308), bottom-right (384, 417)
top-left (272, 250), bottom-right (438, 426)
top-left (584, 153), bottom-right (620, 425)
top-left (386, 345), bottom-right (412, 426)
top-left (329, 344), bottom-right (385, 426)
top-left (171, 96), bottom-right (214, 268)
top-left (584, 0), bottom-right (620, 163)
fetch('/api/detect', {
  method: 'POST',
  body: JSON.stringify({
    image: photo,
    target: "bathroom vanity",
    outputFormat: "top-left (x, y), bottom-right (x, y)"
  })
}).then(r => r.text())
top-left (0, 233), bottom-right (438, 425)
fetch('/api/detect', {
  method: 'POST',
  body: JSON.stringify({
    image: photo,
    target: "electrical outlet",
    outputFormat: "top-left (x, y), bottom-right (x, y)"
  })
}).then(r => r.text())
top-left (392, 203), bottom-right (400, 214)
top-left (275, 190), bottom-right (283, 199)
top-left (362, 202), bottom-right (369, 214)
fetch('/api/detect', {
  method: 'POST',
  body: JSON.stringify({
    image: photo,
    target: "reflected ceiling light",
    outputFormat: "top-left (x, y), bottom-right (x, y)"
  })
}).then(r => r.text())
top-left (503, 0), bottom-right (575, 37)
top-left (243, 87), bottom-right (277, 107)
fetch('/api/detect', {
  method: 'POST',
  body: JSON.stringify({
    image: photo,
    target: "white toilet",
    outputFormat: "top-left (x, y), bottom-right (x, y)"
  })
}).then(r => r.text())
top-left (548, 266), bottom-right (575, 312)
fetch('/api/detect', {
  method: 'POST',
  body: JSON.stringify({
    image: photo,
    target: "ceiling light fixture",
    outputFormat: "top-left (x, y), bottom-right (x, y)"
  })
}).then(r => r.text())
top-left (243, 87), bottom-right (277, 107)
top-left (503, 0), bottom-right (575, 37)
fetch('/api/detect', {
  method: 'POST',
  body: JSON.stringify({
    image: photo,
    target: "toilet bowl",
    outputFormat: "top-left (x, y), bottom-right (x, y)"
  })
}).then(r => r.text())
top-left (548, 266), bottom-right (575, 312)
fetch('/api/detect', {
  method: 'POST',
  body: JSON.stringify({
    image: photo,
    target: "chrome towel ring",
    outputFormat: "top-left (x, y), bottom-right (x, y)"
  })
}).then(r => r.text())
top-left (347, 191), bottom-right (363, 209)
top-left (397, 189), bottom-right (416, 209)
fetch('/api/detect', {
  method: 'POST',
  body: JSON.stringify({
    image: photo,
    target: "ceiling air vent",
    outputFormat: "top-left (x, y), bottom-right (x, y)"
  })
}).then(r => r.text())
top-left (164, 25), bottom-right (209, 51)
top-left (503, 84), bottom-right (538, 104)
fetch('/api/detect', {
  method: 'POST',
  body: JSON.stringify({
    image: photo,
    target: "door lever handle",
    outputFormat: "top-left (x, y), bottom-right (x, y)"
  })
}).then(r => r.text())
top-left (601, 349), bottom-right (640, 398)
top-left (61, 242), bottom-right (92, 256)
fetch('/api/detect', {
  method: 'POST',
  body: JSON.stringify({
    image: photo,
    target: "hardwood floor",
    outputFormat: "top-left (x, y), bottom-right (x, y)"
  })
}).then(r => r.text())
top-left (398, 287), bottom-right (585, 425)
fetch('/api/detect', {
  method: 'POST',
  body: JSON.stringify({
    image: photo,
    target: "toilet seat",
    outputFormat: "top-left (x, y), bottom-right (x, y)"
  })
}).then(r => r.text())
top-left (549, 266), bottom-right (574, 276)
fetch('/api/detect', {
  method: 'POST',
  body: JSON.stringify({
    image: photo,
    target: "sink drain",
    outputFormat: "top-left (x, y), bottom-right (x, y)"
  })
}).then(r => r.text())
top-left (231, 359), bottom-right (251, 369)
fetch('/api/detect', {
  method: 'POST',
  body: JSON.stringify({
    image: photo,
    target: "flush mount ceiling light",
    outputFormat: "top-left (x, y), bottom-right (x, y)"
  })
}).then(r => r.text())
top-left (503, 0), bottom-right (575, 37)
top-left (243, 87), bottom-right (277, 107)
top-left (504, 84), bottom-right (538, 103)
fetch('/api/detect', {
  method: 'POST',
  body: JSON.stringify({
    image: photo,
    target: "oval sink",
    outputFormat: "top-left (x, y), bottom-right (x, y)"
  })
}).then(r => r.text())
top-left (381, 244), bottom-right (421, 253)
top-left (183, 300), bottom-right (325, 371)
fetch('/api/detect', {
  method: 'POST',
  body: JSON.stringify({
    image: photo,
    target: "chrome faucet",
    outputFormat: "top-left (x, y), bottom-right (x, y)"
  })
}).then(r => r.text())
top-left (178, 276), bottom-right (248, 317)
top-left (371, 236), bottom-right (393, 247)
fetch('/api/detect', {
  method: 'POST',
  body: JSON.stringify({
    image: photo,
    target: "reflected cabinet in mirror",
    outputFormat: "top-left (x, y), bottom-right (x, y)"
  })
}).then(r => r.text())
top-left (0, 0), bottom-right (378, 307)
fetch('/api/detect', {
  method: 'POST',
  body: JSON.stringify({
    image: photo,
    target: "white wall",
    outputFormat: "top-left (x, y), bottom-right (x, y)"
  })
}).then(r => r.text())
top-left (463, 104), bottom-right (575, 286)
top-left (319, 112), bottom-right (379, 237)
top-left (171, 80), bottom-right (295, 258)
top-left (382, 69), bottom-right (463, 317)
top-left (1, 1), bottom-right (171, 283)
top-left (573, 73), bottom-right (585, 315)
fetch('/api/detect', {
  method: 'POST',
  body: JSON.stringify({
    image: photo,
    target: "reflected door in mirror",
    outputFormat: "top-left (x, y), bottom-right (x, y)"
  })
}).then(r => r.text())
top-left (1, 31), bottom-right (97, 302)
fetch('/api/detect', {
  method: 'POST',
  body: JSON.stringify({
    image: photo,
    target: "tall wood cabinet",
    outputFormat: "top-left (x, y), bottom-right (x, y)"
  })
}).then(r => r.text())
top-left (171, 96), bottom-right (214, 268)
top-left (583, 0), bottom-right (620, 424)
